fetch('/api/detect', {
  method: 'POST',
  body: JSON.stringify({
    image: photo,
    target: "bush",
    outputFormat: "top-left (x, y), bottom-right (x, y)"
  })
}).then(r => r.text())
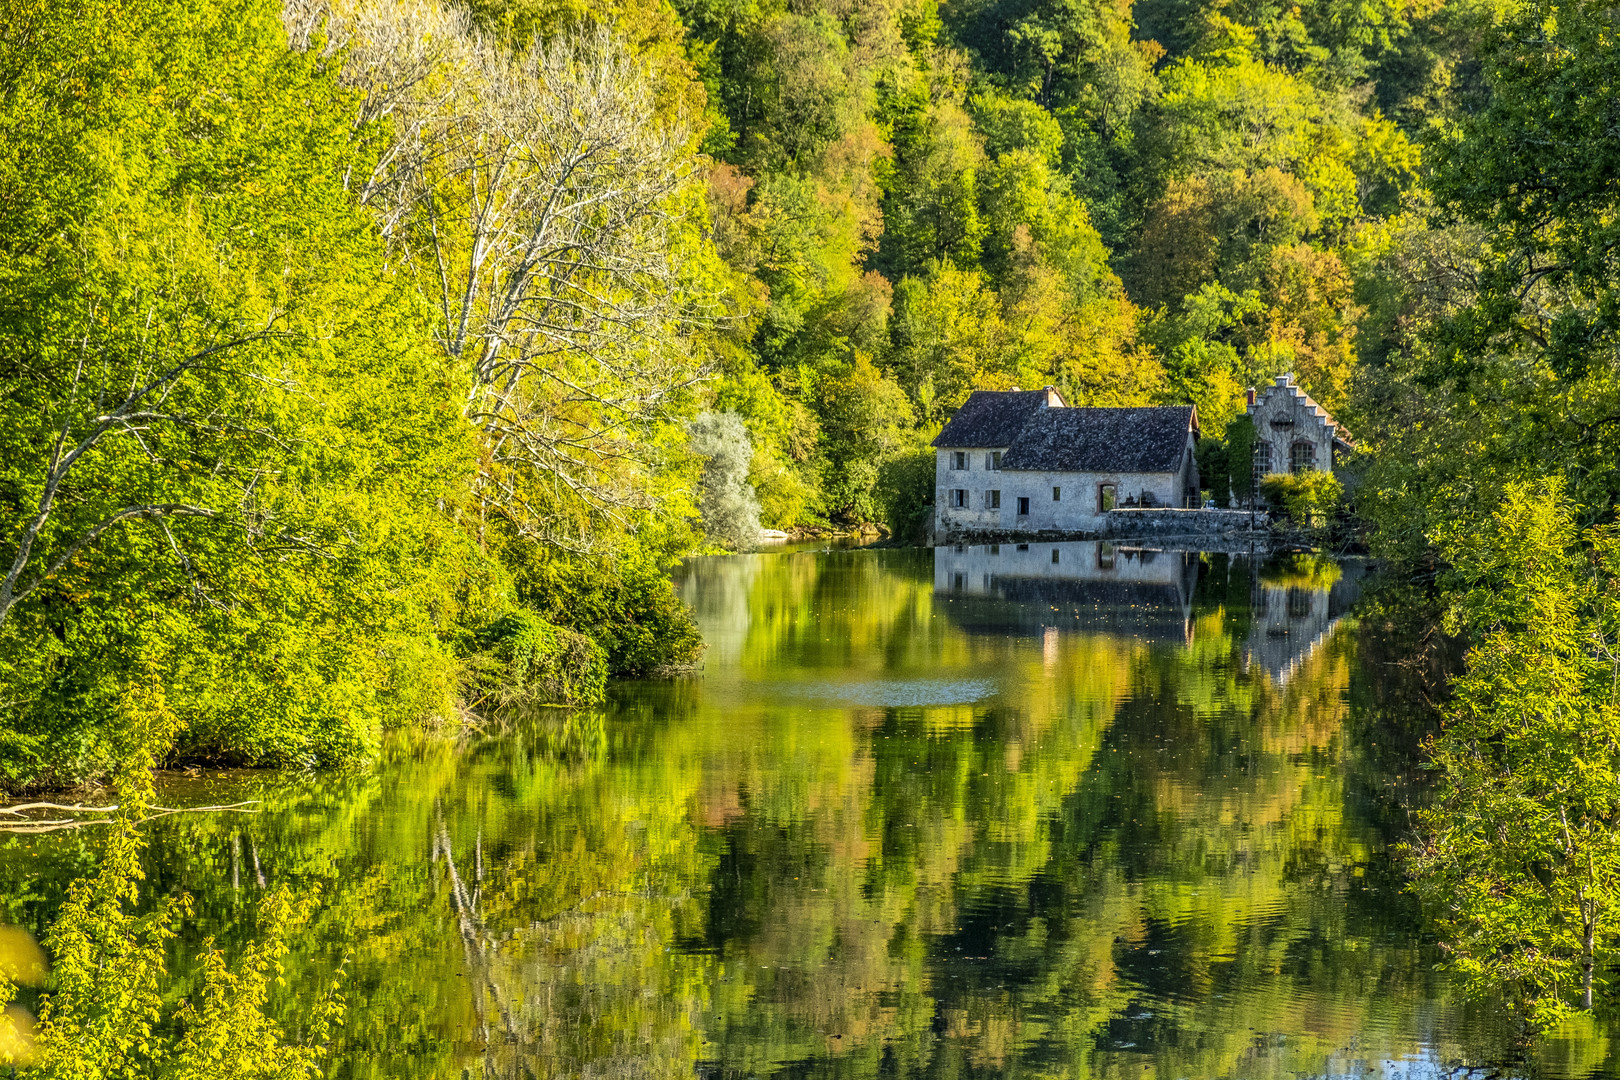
top-left (875, 448), bottom-right (936, 545)
top-left (1259, 470), bottom-right (1344, 528)
top-left (509, 536), bottom-right (707, 677)
top-left (470, 611), bottom-right (607, 707)
top-left (575, 565), bottom-right (706, 676)
top-left (1195, 437), bottom-right (1231, 507)
top-left (1225, 415), bottom-right (1258, 506)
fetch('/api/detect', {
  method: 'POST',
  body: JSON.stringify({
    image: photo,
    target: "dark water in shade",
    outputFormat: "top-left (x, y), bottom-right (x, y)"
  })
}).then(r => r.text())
top-left (6, 545), bottom-right (1620, 1078)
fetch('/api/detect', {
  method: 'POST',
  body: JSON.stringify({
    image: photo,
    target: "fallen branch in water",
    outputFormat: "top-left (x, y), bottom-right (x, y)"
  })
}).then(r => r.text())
top-left (0, 800), bottom-right (261, 834)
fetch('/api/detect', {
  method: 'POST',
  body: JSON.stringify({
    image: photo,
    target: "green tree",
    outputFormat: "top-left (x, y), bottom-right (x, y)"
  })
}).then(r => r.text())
top-left (1412, 482), bottom-right (1620, 1023)
top-left (0, 0), bottom-right (495, 784)
top-left (814, 353), bottom-right (916, 521)
top-left (1354, 0), bottom-right (1620, 558)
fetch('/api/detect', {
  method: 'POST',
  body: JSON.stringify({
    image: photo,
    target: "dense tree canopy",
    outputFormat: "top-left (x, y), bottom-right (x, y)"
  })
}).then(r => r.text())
top-left (5, 0), bottom-right (1620, 1039)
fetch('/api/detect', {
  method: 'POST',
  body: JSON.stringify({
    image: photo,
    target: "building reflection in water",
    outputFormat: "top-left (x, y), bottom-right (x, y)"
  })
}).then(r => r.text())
top-left (1247, 557), bottom-right (1367, 685)
top-left (934, 540), bottom-right (1200, 644)
top-left (933, 542), bottom-right (1370, 684)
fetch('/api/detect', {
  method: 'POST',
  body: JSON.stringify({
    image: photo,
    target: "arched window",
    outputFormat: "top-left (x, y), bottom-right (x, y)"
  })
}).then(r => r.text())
top-left (1252, 442), bottom-right (1273, 491)
top-left (1290, 441), bottom-right (1317, 473)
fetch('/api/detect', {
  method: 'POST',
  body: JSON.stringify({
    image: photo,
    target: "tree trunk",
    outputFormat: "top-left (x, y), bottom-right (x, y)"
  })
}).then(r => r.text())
top-left (1583, 917), bottom-right (1596, 1010)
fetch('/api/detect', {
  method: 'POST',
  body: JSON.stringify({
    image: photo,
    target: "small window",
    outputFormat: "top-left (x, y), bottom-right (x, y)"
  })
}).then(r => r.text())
top-left (1097, 543), bottom-right (1115, 570)
top-left (950, 488), bottom-right (967, 508)
top-left (1099, 484), bottom-right (1117, 512)
top-left (1053, 486), bottom-right (1061, 502)
top-left (987, 490), bottom-right (1001, 509)
top-left (952, 451), bottom-right (966, 471)
top-left (1290, 441), bottom-right (1317, 473)
top-left (1051, 548), bottom-right (1061, 565)
top-left (1017, 496), bottom-right (1030, 515)
top-left (1017, 543), bottom-right (1029, 552)
top-left (952, 572), bottom-right (965, 591)
top-left (954, 544), bottom-right (965, 553)
top-left (991, 451), bottom-right (1003, 470)
top-left (989, 544), bottom-right (1000, 555)
top-left (1254, 442), bottom-right (1273, 488)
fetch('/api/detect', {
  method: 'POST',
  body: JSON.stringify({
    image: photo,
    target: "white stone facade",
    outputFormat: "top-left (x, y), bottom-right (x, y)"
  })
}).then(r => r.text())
top-left (933, 440), bottom-right (1198, 538)
top-left (1247, 373), bottom-right (1350, 483)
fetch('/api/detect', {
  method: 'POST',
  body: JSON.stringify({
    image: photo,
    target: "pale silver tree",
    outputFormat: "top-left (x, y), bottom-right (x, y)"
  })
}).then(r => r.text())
top-left (284, 0), bottom-right (718, 548)
top-left (687, 412), bottom-right (762, 550)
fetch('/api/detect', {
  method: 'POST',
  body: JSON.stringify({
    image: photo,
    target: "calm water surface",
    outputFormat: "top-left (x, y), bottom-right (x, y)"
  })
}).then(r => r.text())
top-left (8, 545), bottom-right (1620, 1078)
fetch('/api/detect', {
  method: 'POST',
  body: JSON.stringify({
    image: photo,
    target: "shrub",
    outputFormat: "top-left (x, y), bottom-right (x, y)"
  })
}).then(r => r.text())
top-left (512, 541), bottom-right (707, 677)
top-left (1260, 470), bottom-right (1343, 528)
top-left (1225, 415), bottom-right (1259, 505)
top-left (1195, 437), bottom-right (1231, 507)
top-left (578, 567), bottom-right (706, 676)
top-left (875, 448), bottom-right (936, 545)
top-left (471, 611), bottom-right (608, 707)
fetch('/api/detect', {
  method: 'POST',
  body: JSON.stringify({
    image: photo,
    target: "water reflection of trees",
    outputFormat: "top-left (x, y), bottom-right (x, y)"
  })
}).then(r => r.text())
top-left (0, 550), bottom-right (1551, 1077)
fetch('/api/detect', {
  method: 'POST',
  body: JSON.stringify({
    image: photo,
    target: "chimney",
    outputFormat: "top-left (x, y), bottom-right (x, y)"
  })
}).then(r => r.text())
top-left (1043, 385), bottom-right (1062, 408)
top-left (1245, 387), bottom-right (1256, 407)
top-left (1276, 373), bottom-right (1292, 387)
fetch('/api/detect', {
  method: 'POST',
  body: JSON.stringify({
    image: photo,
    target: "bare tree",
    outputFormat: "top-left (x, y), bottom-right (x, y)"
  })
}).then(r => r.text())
top-left (287, 0), bottom-right (716, 548)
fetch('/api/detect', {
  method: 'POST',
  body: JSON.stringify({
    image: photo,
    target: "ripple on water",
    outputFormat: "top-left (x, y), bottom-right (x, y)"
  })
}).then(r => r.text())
top-left (764, 677), bottom-right (999, 708)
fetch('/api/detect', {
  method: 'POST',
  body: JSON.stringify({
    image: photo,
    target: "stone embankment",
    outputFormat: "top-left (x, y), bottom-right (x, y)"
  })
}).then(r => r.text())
top-left (934, 507), bottom-right (1271, 546)
top-left (1101, 507), bottom-right (1266, 537)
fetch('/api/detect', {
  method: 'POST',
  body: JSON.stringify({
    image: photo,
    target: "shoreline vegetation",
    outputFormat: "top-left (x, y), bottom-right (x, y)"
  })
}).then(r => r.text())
top-left (4, 0), bottom-right (1620, 1056)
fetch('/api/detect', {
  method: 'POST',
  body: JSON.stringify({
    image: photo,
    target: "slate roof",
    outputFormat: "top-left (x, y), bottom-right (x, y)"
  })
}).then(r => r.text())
top-left (930, 390), bottom-right (1053, 448)
top-left (999, 406), bottom-right (1197, 473)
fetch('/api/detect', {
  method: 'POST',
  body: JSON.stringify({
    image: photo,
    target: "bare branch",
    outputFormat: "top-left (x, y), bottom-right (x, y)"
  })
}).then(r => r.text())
top-left (284, 0), bottom-right (720, 547)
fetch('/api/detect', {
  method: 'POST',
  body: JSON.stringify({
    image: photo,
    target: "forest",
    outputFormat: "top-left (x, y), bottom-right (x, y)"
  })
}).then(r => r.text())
top-left (3, 0), bottom-right (1620, 1054)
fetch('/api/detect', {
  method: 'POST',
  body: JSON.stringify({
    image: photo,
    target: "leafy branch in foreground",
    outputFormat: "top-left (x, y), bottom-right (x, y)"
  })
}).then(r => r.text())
top-left (6, 691), bottom-right (344, 1078)
top-left (1409, 479), bottom-right (1620, 1025)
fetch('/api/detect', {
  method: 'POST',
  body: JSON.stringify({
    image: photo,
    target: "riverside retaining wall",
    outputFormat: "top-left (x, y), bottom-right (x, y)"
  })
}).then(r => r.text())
top-left (934, 507), bottom-right (1267, 544)
top-left (1102, 508), bottom-right (1266, 537)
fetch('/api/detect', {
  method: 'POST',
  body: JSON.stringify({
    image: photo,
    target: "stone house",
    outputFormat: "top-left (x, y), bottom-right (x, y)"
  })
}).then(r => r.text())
top-left (1247, 373), bottom-right (1353, 489)
top-left (932, 387), bottom-right (1201, 539)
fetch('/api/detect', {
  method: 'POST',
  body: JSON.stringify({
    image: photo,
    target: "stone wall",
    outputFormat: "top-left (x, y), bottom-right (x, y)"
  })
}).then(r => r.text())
top-left (934, 446), bottom-right (1010, 533)
top-left (933, 506), bottom-right (1268, 543)
top-left (1102, 507), bottom-right (1266, 537)
top-left (934, 462), bottom-right (1189, 537)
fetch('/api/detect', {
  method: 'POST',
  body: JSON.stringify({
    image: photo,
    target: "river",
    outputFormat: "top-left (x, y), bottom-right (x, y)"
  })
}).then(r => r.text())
top-left (5, 544), bottom-right (1617, 1077)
